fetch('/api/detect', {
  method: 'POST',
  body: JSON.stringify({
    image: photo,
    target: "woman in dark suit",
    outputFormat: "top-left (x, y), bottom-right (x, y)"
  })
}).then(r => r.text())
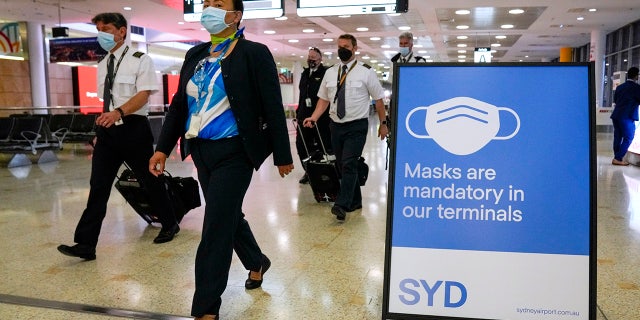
top-left (149, 0), bottom-right (294, 318)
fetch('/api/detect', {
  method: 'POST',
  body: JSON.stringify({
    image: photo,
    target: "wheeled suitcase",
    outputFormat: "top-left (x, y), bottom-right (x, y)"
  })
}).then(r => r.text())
top-left (294, 119), bottom-right (340, 202)
top-left (114, 165), bottom-right (201, 224)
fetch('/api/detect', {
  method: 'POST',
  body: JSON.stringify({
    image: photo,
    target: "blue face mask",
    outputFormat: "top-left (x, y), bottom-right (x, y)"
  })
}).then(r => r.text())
top-left (97, 31), bottom-right (116, 52)
top-left (200, 7), bottom-right (232, 35)
top-left (399, 47), bottom-right (410, 57)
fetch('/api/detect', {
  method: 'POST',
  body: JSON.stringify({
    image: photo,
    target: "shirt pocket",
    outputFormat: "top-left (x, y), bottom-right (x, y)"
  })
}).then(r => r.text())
top-left (326, 80), bottom-right (338, 101)
top-left (347, 80), bottom-right (364, 98)
top-left (114, 74), bottom-right (136, 97)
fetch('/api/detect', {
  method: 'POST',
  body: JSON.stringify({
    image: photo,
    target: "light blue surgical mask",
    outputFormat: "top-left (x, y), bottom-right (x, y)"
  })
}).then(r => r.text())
top-left (97, 31), bottom-right (116, 52)
top-left (200, 7), bottom-right (232, 35)
top-left (399, 47), bottom-right (410, 57)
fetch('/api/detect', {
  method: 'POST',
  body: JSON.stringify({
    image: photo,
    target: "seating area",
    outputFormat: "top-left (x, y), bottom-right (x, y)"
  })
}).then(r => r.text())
top-left (0, 113), bottom-right (97, 167)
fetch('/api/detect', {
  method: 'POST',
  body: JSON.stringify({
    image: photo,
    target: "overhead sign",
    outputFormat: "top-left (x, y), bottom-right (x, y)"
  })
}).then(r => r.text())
top-left (474, 47), bottom-right (491, 63)
top-left (383, 63), bottom-right (595, 320)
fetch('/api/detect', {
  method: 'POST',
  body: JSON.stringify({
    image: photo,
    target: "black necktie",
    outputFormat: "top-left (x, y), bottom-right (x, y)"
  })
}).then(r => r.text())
top-left (337, 65), bottom-right (348, 119)
top-left (103, 54), bottom-right (115, 112)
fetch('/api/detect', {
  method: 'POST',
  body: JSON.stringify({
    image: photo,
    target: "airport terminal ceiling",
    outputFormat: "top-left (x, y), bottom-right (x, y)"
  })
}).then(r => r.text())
top-left (1, 0), bottom-right (640, 73)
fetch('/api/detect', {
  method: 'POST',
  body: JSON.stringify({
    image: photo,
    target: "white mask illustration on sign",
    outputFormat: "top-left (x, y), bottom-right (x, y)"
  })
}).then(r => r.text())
top-left (405, 97), bottom-right (520, 155)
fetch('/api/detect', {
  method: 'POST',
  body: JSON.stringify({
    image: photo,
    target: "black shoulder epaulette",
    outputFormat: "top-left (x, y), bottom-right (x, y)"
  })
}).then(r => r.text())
top-left (362, 63), bottom-right (372, 69)
top-left (132, 51), bottom-right (145, 58)
top-left (98, 55), bottom-right (106, 63)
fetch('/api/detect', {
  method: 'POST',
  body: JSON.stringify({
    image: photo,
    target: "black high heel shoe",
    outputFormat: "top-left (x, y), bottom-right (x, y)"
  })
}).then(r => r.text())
top-left (245, 255), bottom-right (271, 289)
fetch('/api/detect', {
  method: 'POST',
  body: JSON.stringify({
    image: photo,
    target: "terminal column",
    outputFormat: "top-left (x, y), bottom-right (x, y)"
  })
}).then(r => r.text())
top-left (27, 22), bottom-right (48, 112)
top-left (559, 47), bottom-right (573, 62)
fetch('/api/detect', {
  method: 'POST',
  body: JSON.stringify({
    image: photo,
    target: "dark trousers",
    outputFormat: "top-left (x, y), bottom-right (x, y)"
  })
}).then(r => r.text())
top-left (612, 118), bottom-right (636, 161)
top-left (330, 118), bottom-right (368, 210)
top-left (74, 115), bottom-right (176, 247)
top-left (189, 137), bottom-right (264, 316)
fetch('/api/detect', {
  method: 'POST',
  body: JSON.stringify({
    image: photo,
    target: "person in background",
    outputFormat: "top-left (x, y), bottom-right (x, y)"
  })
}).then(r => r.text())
top-left (391, 31), bottom-right (426, 63)
top-left (303, 34), bottom-right (388, 222)
top-left (148, 0), bottom-right (294, 319)
top-left (611, 66), bottom-right (640, 166)
top-left (57, 12), bottom-right (179, 261)
top-left (296, 46), bottom-right (331, 184)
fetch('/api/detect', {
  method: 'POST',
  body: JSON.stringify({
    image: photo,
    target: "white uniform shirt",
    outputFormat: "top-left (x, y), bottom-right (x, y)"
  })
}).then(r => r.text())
top-left (97, 45), bottom-right (158, 116)
top-left (317, 60), bottom-right (385, 123)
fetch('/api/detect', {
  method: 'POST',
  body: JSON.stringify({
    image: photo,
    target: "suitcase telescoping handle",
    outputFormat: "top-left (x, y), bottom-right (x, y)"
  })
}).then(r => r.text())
top-left (292, 119), bottom-right (311, 158)
top-left (292, 119), bottom-right (331, 158)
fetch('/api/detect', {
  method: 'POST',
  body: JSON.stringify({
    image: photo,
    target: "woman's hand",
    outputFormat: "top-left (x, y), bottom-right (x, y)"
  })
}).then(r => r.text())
top-left (277, 164), bottom-right (294, 178)
top-left (149, 151), bottom-right (168, 177)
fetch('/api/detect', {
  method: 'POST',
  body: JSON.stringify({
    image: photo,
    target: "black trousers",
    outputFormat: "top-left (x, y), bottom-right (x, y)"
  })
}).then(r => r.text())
top-left (330, 118), bottom-right (368, 210)
top-left (74, 115), bottom-right (176, 247)
top-left (189, 137), bottom-right (264, 316)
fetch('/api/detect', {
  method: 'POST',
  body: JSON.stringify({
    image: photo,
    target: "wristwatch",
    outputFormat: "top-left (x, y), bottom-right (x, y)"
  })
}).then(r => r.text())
top-left (381, 120), bottom-right (387, 125)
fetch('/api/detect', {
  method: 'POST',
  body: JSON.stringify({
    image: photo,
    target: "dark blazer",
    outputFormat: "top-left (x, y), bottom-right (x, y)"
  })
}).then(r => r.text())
top-left (391, 52), bottom-right (426, 63)
top-left (296, 63), bottom-right (328, 121)
top-left (156, 38), bottom-right (293, 170)
top-left (611, 80), bottom-right (640, 121)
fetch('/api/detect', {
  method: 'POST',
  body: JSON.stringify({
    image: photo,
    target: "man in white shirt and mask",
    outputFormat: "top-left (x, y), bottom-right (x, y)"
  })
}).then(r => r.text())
top-left (391, 31), bottom-right (426, 63)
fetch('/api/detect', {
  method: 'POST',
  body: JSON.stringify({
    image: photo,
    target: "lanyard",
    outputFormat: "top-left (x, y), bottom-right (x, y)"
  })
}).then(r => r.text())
top-left (334, 61), bottom-right (357, 103)
top-left (109, 46), bottom-right (129, 85)
top-left (192, 41), bottom-right (233, 114)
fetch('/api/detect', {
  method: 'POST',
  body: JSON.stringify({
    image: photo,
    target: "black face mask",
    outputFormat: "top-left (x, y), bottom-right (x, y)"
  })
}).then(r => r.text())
top-left (307, 60), bottom-right (318, 68)
top-left (338, 47), bottom-right (352, 62)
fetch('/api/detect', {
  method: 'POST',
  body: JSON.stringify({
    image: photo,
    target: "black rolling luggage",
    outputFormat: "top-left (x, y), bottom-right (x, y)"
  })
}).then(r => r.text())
top-left (114, 165), bottom-right (201, 224)
top-left (294, 119), bottom-right (340, 202)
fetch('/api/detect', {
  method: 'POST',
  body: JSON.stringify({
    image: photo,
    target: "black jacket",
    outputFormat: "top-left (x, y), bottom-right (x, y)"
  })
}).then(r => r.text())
top-left (391, 52), bottom-right (426, 63)
top-left (296, 63), bottom-right (329, 121)
top-left (156, 38), bottom-right (293, 170)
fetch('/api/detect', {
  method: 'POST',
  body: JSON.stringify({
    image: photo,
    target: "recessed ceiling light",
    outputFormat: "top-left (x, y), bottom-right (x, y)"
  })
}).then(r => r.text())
top-left (495, 35), bottom-right (507, 39)
top-left (381, 44), bottom-right (391, 48)
top-left (355, 51), bottom-right (360, 55)
top-left (424, 56), bottom-right (431, 59)
top-left (378, 63), bottom-right (385, 66)
top-left (264, 30), bottom-right (276, 34)
top-left (458, 59), bottom-right (465, 62)
top-left (362, 56), bottom-right (370, 59)
top-left (418, 50), bottom-right (427, 54)
top-left (457, 35), bottom-right (468, 40)
top-left (457, 44), bottom-right (467, 47)
top-left (525, 55), bottom-right (529, 58)
top-left (387, 13), bottom-right (401, 17)
top-left (491, 43), bottom-right (501, 47)
top-left (577, 16), bottom-right (584, 21)
top-left (455, 10), bottom-right (470, 15)
top-left (288, 39), bottom-right (299, 43)
top-left (458, 55), bottom-right (466, 58)
top-left (338, 15), bottom-right (351, 18)
top-left (356, 27), bottom-right (369, 32)
top-left (501, 24), bottom-right (514, 29)
top-left (384, 66), bottom-right (390, 69)
top-left (589, 8), bottom-right (597, 12)
top-left (426, 59), bottom-right (433, 62)
top-left (456, 25), bottom-right (469, 30)
top-left (413, 44), bottom-right (423, 48)
top-left (322, 38), bottom-right (333, 42)
top-left (123, 7), bottom-right (132, 11)
top-left (370, 60), bottom-right (378, 63)
top-left (324, 52), bottom-right (332, 55)
top-left (509, 9), bottom-right (524, 14)
top-left (370, 37), bottom-right (381, 41)
top-left (398, 26), bottom-right (411, 31)
top-left (178, 21), bottom-right (184, 25)
top-left (275, 16), bottom-right (288, 21)
top-left (458, 50), bottom-right (466, 53)
top-left (302, 29), bottom-right (315, 33)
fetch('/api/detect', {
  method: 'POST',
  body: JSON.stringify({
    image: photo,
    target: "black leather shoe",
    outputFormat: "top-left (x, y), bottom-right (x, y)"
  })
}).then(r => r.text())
top-left (245, 255), bottom-right (271, 290)
top-left (153, 224), bottom-right (180, 244)
top-left (298, 174), bottom-right (309, 184)
top-left (331, 205), bottom-right (347, 221)
top-left (57, 244), bottom-right (96, 261)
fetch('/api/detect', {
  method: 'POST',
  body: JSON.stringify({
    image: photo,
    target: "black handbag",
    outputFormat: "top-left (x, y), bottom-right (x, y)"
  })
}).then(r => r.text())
top-left (163, 172), bottom-right (201, 212)
top-left (358, 157), bottom-right (369, 186)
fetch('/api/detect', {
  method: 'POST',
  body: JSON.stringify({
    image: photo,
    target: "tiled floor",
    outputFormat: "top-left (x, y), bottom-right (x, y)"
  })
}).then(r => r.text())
top-left (0, 121), bottom-right (637, 320)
